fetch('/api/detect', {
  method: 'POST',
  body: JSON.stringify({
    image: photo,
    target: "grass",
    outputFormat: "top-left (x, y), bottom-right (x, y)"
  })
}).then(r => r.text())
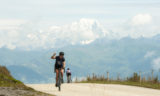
top-left (0, 65), bottom-right (32, 90)
top-left (0, 65), bottom-right (54, 96)
top-left (78, 72), bottom-right (160, 90)
top-left (80, 80), bottom-right (160, 90)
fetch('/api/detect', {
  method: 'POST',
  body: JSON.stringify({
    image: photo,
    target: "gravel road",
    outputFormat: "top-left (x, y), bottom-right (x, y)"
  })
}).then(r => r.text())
top-left (27, 83), bottom-right (160, 96)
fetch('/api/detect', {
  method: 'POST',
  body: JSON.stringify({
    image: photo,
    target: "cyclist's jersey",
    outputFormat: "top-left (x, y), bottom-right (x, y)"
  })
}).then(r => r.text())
top-left (55, 56), bottom-right (65, 68)
top-left (67, 70), bottom-right (71, 73)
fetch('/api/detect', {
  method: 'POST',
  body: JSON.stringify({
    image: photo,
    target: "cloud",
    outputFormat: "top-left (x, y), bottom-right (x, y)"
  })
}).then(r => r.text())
top-left (110, 13), bottom-right (160, 39)
top-left (144, 51), bottom-right (155, 58)
top-left (48, 18), bottom-right (107, 45)
top-left (0, 18), bottom-right (107, 50)
top-left (80, 40), bottom-right (94, 45)
top-left (131, 14), bottom-right (152, 26)
top-left (152, 57), bottom-right (160, 70)
top-left (0, 19), bottom-right (26, 30)
top-left (0, 14), bottom-right (159, 50)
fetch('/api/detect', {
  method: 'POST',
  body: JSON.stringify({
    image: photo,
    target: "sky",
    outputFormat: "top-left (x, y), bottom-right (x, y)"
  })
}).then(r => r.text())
top-left (0, 0), bottom-right (160, 50)
top-left (1, 0), bottom-right (160, 24)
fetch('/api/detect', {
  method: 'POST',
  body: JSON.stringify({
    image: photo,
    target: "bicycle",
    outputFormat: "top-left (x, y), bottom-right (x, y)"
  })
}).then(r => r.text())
top-left (57, 68), bottom-right (62, 91)
top-left (67, 74), bottom-right (72, 83)
top-left (57, 68), bottom-right (65, 91)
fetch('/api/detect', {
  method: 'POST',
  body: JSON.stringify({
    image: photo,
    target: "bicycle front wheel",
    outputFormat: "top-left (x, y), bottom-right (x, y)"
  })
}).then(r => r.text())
top-left (58, 69), bottom-right (61, 91)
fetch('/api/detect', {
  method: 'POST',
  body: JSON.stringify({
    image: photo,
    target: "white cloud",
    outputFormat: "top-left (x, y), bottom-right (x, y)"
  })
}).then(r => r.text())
top-left (131, 14), bottom-right (152, 26)
top-left (110, 13), bottom-right (160, 39)
top-left (144, 51), bottom-right (155, 58)
top-left (80, 39), bottom-right (94, 45)
top-left (0, 14), bottom-right (159, 50)
top-left (0, 18), bottom-right (107, 50)
top-left (152, 57), bottom-right (160, 70)
top-left (0, 19), bottom-right (26, 25)
top-left (0, 19), bottom-right (26, 30)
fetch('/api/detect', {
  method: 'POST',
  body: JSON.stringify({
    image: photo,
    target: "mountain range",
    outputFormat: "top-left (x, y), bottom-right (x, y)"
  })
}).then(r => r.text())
top-left (0, 34), bottom-right (160, 83)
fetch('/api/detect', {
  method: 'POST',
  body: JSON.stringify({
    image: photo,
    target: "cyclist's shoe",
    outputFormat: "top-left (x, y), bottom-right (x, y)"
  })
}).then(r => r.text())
top-left (55, 83), bottom-right (58, 87)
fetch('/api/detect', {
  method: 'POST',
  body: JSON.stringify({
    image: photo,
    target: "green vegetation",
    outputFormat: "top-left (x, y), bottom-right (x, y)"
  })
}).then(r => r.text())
top-left (0, 65), bottom-right (54, 96)
top-left (79, 72), bottom-right (160, 90)
top-left (0, 65), bottom-right (30, 89)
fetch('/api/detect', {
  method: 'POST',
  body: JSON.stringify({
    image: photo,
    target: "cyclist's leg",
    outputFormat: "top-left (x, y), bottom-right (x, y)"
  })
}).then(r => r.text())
top-left (61, 69), bottom-right (64, 77)
top-left (70, 75), bottom-right (72, 82)
top-left (67, 74), bottom-right (69, 83)
top-left (69, 74), bottom-right (71, 83)
top-left (61, 69), bottom-right (64, 82)
top-left (56, 69), bottom-right (59, 85)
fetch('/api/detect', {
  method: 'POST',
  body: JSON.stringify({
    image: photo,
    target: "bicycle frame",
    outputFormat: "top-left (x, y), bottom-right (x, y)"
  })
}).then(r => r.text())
top-left (67, 75), bottom-right (71, 83)
top-left (58, 68), bottom-right (62, 91)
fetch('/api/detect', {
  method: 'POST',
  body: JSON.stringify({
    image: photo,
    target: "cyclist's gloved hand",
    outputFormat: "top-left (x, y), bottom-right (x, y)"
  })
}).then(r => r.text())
top-left (53, 53), bottom-right (56, 56)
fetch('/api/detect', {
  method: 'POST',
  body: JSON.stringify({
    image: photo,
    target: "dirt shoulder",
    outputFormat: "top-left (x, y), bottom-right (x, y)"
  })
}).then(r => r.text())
top-left (0, 87), bottom-right (54, 96)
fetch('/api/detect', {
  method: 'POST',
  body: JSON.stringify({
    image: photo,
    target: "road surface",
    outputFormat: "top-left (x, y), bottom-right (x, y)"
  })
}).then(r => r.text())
top-left (27, 83), bottom-right (160, 96)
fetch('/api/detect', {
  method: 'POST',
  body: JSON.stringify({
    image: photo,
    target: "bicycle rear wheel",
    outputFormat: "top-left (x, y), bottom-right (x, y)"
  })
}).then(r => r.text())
top-left (69, 75), bottom-right (71, 83)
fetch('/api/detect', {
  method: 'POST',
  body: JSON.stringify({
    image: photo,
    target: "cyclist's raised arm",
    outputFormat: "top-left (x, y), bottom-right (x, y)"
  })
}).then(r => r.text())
top-left (51, 53), bottom-right (56, 59)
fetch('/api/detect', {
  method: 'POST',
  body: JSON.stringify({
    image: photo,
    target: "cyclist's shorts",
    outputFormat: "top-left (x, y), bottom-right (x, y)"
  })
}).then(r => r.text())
top-left (55, 64), bottom-right (63, 69)
top-left (67, 73), bottom-right (71, 76)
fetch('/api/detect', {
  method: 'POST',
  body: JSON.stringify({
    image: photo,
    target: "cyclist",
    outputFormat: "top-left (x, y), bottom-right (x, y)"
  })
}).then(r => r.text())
top-left (66, 68), bottom-right (72, 83)
top-left (51, 52), bottom-right (65, 87)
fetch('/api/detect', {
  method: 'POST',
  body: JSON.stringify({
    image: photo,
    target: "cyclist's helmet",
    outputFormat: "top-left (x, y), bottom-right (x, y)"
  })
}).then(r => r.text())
top-left (67, 68), bottom-right (70, 70)
top-left (59, 52), bottom-right (64, 56)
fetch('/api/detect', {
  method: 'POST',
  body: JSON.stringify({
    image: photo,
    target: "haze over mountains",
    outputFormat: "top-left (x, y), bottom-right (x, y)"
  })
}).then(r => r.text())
top-left (0, 33), bottom-right (160, 83)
